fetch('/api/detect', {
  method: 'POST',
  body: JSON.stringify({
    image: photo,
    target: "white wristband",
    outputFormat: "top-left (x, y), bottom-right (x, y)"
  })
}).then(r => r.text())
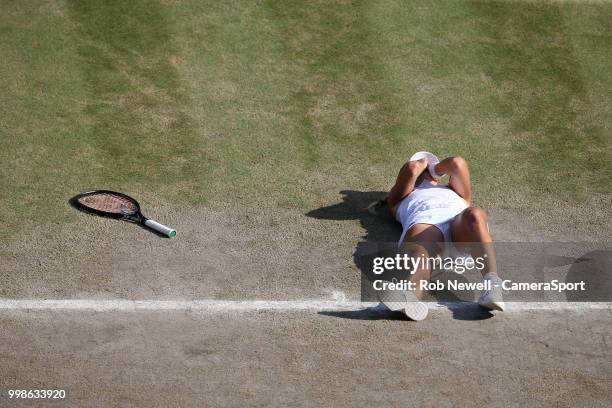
top-left (428, 162), bottom-right (443, 180)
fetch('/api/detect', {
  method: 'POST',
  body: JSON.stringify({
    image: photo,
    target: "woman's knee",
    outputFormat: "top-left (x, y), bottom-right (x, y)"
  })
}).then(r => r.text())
top-left (463, 206), bottom-right (488, 228)
top-left (400, 241), bottom-right (430, 257)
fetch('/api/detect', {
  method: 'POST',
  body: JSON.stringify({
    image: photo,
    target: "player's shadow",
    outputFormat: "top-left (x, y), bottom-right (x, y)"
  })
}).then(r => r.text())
top-left (318, 302), bottom-right (491, 321)
top-left (307, 190), bottom-right (492, 321)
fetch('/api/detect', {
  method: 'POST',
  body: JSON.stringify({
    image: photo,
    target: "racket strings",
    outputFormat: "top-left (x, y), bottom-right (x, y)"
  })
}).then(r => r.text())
top-left (78, 192), bottom-right (138, 215)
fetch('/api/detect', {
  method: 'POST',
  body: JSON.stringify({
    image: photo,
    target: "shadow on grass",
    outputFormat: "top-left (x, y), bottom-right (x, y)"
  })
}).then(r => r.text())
top-left (319, 306), bottom-right (407, 321)
top-left (307, 190), bottom-right (492, 321)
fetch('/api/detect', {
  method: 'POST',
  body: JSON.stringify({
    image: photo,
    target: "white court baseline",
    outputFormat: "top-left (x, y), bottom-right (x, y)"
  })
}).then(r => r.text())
top-left (0, 294), bottom-right (610, 313)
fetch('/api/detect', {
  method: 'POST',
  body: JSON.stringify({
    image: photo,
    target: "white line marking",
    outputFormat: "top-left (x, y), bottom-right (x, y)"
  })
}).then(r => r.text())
top-left (0, 299), bottom-right (361, 312)
top-left (0, 298), bottom-right (609, 312)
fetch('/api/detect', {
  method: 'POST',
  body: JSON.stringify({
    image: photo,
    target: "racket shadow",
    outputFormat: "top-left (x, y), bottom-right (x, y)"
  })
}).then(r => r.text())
top-left (68, 196), bottom-right (171, 238)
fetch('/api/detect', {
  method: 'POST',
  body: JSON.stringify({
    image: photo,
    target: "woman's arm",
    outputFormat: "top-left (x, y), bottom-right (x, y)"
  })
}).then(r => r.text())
top-left (387, 158), bottom-right (428, 209)
top-left (433, 156), bottom-right (472, 204)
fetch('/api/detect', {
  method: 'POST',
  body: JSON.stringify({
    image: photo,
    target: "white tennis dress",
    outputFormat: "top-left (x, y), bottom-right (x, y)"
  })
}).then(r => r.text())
top-left (395, 180), bottom-right (468, 244)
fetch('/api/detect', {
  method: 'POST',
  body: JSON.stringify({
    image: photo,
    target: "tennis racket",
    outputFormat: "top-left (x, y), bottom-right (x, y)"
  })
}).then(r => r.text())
top-left (71, 190), bottom-right (176, 238)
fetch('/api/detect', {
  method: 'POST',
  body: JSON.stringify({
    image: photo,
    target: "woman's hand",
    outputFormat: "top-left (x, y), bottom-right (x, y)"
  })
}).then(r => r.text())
top-left (408, 158), bottom-right (428, 175)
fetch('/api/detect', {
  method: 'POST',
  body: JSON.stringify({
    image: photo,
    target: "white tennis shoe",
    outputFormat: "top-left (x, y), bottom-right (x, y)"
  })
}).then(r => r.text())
top-left (478, 272), bottom-right (505, 311)
top-left (377, 281), bottom-right (429, 321)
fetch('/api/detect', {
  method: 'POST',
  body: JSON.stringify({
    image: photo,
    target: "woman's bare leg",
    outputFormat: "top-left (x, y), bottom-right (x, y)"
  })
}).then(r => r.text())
top-left (450, 207), bottom-right (497, 276)
top-left (450, 207), bottom-right (505, 311)
top-left (401, 223), bottom-right (443, 299)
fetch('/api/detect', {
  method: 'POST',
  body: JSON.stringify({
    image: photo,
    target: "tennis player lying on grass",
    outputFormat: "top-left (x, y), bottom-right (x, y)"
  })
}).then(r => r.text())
top-left (376, 151), bottom-right (504, 321)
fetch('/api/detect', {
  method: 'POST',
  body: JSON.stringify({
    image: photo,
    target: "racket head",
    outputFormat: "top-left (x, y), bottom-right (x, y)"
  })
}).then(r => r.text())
top-left (71, 190), bottom-right (143, 222)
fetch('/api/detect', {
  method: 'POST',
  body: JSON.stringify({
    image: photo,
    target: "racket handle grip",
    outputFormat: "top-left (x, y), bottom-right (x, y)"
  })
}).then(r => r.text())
top-left (144, 219), bottom-right (177, 238)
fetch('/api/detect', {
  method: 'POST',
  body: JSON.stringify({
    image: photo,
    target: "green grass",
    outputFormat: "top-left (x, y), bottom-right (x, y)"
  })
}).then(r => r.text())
top-left (1, 0), bottom-right (610, 238)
